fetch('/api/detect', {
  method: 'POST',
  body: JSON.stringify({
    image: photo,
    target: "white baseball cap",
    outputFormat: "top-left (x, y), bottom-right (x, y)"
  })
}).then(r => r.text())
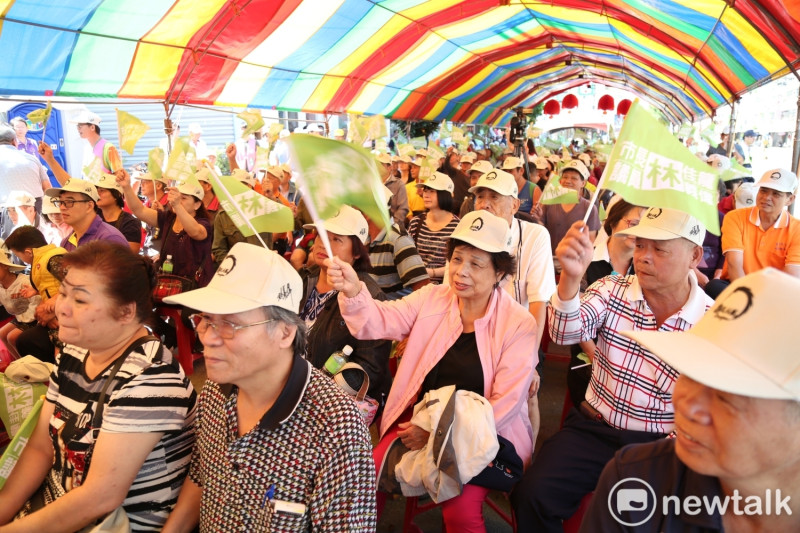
top-left (561, 160), bottom-right (589, 180)
top-left (96, 173), bottom-right (123, 193)
top-left (417, 172), bottom-right (454, 195)
top-left (624, 268), bottom-right (800, 400)
top-left (469, 160), bottom-right (494, 175)
top-left (501, 156), bottom-right (523, 170)
top-left (616, 207), bottom-right (705, 247)
top-left (533, 156), bottom-right (549, 170)
top-left (469, 169), bottom-right (518, 198)
top-left (176, 180), bottom-right (204, 201)
top-left (757, 168), bottom-right (798, 194)
top-left (265, 166), bottom-right (284, 180)
top-left (578, 153), bottom-right (592, 167)
top-left (194, 168), bottom-right (211, 183)
top-left (68, 111), bottom-right (101, 126)
top-left (45, 178), bottom-right (100, 202)
top-left (376, 153), bottom-right (392, 165)
top-left (2, 190), bottom-right (35, 208)
top-left (460, 155), bottom-right (473, 165)
top-left (734, 182), bottom-right (756, 209)
top-left (303, 205), bottom-right (369, 244)
top-left (42, 198), bottom-right (61, 215)
top-left (449, 210), bottom-right (512, 253)
top-left (0, 252), bottom-right (25, 272)
top-left (164, 243), bottom-right (302, 314)
top-left (231, 169), bottom-right (256, 188)
top-left (706, 154), bottom-right (731, 171)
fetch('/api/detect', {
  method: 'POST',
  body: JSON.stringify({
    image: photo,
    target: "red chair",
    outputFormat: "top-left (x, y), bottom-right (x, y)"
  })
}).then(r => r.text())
top-left (563, 492), bottom-right (594, 533)
top-left (155, 305), bottom-right (201, 375)
top-left (403, 492), bottom-right (516, 532)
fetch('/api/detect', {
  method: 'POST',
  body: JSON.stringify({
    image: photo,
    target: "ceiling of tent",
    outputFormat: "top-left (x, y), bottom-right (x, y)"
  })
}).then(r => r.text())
top-left (1, 0), bottom-right (798, 125)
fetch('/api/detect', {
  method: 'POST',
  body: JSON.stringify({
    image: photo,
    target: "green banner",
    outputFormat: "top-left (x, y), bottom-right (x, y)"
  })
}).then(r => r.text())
top-left (0, 396), bottom-right (43, 489)
top-left (601, 100), bottom-right (721, 235)
top-left (209, 171), bottom-right (293, 236)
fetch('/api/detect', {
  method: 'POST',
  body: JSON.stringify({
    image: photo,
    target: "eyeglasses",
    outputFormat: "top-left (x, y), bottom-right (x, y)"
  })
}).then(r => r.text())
top-left (622, 218), bottom-right (640, 228)
top-left (51, 199), bottom-right (93, 208)
top-left (189, 314), bottom-right (276, 339)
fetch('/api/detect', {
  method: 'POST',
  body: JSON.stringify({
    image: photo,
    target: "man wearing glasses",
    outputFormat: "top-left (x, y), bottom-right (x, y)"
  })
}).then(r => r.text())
top-left (162, 243), bottom-right (376, 533)
top-left (44, 178), bottom-right (128, 251)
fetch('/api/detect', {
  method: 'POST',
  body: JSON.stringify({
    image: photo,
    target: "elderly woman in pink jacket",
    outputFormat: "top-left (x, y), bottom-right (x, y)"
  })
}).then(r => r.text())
top-left (327, 209), bottom-right (537, 532)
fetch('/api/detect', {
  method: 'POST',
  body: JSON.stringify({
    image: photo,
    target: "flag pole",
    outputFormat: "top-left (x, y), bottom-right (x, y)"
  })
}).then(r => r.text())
top-left (203, 162), bottom-right (270, 250)
top-left (293, 176), bottom-right (334, 259)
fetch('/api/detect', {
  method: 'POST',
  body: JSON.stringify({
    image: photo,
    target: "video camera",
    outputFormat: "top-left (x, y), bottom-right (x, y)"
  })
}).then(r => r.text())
top-left (508, 107), bottom-right (526, 147)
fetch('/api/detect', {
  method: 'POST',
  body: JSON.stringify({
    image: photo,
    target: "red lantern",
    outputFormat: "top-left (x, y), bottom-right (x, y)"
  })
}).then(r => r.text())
top-left (598, 95), bottom-right (615, 114)
top-left (543, 99), bottom-right (561, 118)
top-left (617, 99), bottom-right (632, 116)
top-left (562, 94), bottom-right (579, 113)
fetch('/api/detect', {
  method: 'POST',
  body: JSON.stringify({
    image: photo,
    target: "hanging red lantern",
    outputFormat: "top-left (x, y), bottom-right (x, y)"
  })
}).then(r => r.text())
top-left (543, 99), bottom-right (561, 118)
top-left (598, 95), bottom-right (615, 114)
top-left (617, 99), bottom-right (632, 116)
top-left (562, 94), bottom-right (579, 113)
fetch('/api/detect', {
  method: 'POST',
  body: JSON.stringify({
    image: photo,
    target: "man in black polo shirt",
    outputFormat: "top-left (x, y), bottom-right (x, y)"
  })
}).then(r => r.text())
top-left (162, 243), bottom-right (376, 532)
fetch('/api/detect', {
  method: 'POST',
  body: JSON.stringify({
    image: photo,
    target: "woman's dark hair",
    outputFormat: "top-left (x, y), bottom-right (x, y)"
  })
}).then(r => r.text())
top-left (349, 236), bottom-right (373, 273)
top-left (5, 225), bottom-right (47, 251)
top-left (194, 201), bottom-right (212, 221)
top-left (603, 199), bottom-right (642, 236)
top-left (99, 187), bottom-right (125, 209)
top-left (423, 187), bottom-right (454, 212)
top-left (445, 239), bottom-right (516, 280)
top-left (61, 241), bottom-right (157, 323)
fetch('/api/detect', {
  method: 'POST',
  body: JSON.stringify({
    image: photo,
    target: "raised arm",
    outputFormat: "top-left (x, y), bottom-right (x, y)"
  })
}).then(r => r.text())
top-left (116, 169), bottom-right (158, 227)
top-left (38, 141), bottom-right (70, 186)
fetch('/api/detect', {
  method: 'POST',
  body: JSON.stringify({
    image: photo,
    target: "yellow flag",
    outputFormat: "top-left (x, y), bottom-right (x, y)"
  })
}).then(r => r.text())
top-left (237, 109), bottom-right (265, 139)
top-left (268, 122), bottom-right (283, 143)
top-left (26, 101), bottom-right (52, 126)
top-left (116, 109), bottom-right (150, 155)
top-left (366, 115), bottom-right (387, 140)
top-left (255, 146), bottom-right (270, 173)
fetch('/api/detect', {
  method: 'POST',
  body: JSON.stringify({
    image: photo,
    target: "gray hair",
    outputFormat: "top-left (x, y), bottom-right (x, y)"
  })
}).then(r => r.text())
top-left (0, 125), bottom-right (16, 145)
top-left (263, 306), bottom-right (307, 358)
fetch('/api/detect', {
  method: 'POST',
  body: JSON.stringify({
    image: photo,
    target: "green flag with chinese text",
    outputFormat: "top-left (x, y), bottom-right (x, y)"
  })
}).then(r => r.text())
top-left (284, 135), bottom-right (391, 230)
top-left (601, 100), bottom-right (721, 234)
top-left (209, 172), bottom-right (293, 235)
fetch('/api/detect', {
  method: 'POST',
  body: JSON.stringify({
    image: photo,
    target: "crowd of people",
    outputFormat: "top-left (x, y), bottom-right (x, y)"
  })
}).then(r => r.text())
top-left (0, 110), bottom-right (798, 533)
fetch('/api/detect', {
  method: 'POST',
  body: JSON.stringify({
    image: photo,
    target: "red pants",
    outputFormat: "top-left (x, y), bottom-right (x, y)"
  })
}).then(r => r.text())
top-left (374, 415), bottom-right (491, 533)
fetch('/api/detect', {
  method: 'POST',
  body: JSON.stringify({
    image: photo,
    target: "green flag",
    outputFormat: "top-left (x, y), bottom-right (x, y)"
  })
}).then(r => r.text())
top-left (116, 109), bottom-right (150, 155)
top-left (267, 122), bottom-right (284, 143)
top-left (598, 202), bottom-right (607, 222)
top-left (410, 137), bottom-right (427, 149)
top-left (82, 157), bottom-right (104, 183)
top-left (677, 122), bottom-right (694, 138)
top-left (26, 101), bottom-right (52, 126)
top-left (722, 158), bottom-right (751, 182)
top-left (148, 147), bottom-right (164, 180)
top-left (0, 395), bottom-right (43, 489)
top-left (254, 146), bottom-right (270, 173)
top-left (699, 123), bottom-right (716, 146)
top-left (397, 143), bottom-right (416, 157)
top-left (438, 120), bottom-right (451, 139)
top-left (600, 100), bottom-right (721, 235)
top-left (163, 147), bottom-right (194, 184)
top-left (347, 114), bottom-right (368, 146)
top-left (426, 143), bottom-right (444, 161)
top-left (284, 135), bottom-right (391, 230)
top-left (209, 171), bottom-right (293, 237)
top-left (237, 109), bottom-right (265, 139)
top-left (540, 174), bottom-right (579, 205)
top-left (366, 115), bottom-right (387, 140)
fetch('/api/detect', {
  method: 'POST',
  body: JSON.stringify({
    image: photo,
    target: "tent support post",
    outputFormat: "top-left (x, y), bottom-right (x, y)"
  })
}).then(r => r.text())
top-left (725, 99), bottom-right (736, 158)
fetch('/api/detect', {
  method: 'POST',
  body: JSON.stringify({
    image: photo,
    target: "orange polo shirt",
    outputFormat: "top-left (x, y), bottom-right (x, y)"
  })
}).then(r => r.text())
top-left (721, 206), bottom-right (800, 278)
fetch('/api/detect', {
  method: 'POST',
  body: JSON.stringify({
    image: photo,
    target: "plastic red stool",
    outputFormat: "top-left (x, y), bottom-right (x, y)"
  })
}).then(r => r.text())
top-left (156, 305), bottom-right (200, 375)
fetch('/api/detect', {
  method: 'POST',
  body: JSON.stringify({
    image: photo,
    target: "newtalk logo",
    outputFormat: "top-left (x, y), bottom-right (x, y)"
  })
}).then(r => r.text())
top-left (608, 478), bottom-right (792, 527)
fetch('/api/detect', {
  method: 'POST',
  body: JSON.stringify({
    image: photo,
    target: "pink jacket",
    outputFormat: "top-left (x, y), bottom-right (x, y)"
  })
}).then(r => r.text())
top-left (339, 283), bottom-right (538, 467)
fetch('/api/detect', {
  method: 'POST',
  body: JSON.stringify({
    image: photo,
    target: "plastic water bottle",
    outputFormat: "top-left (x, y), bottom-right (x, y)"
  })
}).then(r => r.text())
top-left (162, 255), bottom-right (174, 274)
top-left (324, 345), bottom-right (353, 375)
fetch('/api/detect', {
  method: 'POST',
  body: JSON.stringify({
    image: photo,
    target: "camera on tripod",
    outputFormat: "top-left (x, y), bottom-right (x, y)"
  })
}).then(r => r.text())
top-left (508, 107), bottom-right (526, 147)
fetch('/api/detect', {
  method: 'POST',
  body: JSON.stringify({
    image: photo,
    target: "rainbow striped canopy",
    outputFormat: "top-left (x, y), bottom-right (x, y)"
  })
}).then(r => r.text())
top-left (1, 0), bottom-right (798, 124)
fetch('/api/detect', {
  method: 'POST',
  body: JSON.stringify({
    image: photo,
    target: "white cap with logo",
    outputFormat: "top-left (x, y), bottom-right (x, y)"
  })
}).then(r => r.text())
top-left (2, 191), bottom-right (36, 208)
top-left (449, 210), bottom-right (512, 253)
top-left (469, 160), bottom-right (494, 175)
top-left (561, 159), bottom-right (589, 180)
top-left (501, 156), bottom-right (523, 170)
top-left (96, 173), bottom-right (123, 193)
top-left (68, 111), bottom-right (101, 126)
top-left (45, 178), bottom-right (100, 202)
top-left (164, 243), bottom-right (302, 314)
top-left (417, 172), bottom-right (454, 195)
top-left (624, 268), bottom-right (800, 400)
top-left (616, 207), bottom-right (705, 247)
top-left (468, 169), bottom-right (518, 198)
top-left (757, 168), bottom-right (798, 194)
top-left (303, 205), bottom-right (369, 244)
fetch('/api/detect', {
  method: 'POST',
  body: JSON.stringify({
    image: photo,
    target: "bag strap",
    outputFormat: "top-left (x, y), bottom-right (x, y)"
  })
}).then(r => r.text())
top-left (86, 335), bottom-right (162, 473)
top-left (334, 362), bottom-right (370, 401)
